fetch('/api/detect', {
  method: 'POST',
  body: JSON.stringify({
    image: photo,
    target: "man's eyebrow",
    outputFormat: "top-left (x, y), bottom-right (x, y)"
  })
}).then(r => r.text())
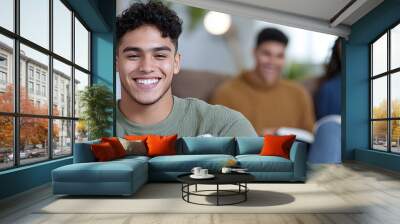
top-left (122, 46), bottom-right (172, 53)
top-left (122, 47), bottom-right (141, 53)
top-left (153, 46), bottom-right (172, 52)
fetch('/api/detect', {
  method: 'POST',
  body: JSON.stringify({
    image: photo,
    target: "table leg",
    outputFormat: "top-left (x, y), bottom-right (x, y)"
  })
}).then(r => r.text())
top-left (195, 184), bottom-right (197, 192)
top-left (245, 183), bottom-right (247, 201)
top-left (187, 184), bottom-right (190, 202)
top-left (217, 184), bottom-right (219, 206)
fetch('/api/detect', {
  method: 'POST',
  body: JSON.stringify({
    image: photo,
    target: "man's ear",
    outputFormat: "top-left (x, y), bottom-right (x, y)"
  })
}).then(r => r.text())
top-left (173, 53), bottom-right (181, 75)
top-left (253, 48), bottom-right (258, 59)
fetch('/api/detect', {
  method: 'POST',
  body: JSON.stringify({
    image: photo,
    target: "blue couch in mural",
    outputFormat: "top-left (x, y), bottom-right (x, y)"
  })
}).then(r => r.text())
top-left (52, 137), bottom-right (307, 196)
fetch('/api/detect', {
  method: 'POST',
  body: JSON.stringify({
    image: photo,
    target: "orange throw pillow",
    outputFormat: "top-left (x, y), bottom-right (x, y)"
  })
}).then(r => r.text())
top-left (101, 137), bottom-right (127, 158)
top-left (91, 142), bottom-right (118, 161)
top-left (259, 135), bottom-right (296, 159)
top-left (146, 134), bottom-right (178, 157)
top-left (124, 135), bottom-right (148, 141)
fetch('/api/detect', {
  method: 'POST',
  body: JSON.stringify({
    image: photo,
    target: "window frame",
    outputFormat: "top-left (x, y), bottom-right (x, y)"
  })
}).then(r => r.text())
top-left (370, 20), bottom-right (400, 154)
top-left (0, 0), bottom-right (92, 171)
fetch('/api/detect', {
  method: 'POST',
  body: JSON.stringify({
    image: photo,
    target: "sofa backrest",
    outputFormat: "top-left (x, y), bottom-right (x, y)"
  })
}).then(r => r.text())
top-left (73, 139), bottom-right (100, 163)
top-left (235, 137), bottom-right (264, 155)
top-left (177, 137), bottom-right (236, 155)
top-left (74, 137), bottom-right (301, 161)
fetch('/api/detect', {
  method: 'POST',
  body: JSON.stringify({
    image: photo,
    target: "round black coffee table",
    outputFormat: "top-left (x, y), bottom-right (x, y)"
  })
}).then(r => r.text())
top-left (177, 173), bottom-right (255, 206)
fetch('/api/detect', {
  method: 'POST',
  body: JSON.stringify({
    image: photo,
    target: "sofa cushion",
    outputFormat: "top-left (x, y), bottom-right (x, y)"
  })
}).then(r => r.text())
top-left (236, 155), bottom-right (293, 172)
top-left (148, 154), bottom-right (235, 172)
top-left (235, 137), bottom-right (264, 155)
top-left (53, 157), bottom-right (148, 183)
top-left (114, 155), bottom-right (150, 164)
top-left (177, 137), bottom-right (235, 155)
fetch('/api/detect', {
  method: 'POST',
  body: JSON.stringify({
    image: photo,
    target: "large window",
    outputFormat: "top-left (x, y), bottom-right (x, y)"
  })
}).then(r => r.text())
top-left (0, 0), bottom-right (91, 171)
top-left (370, 23), bottom-right (400, 153)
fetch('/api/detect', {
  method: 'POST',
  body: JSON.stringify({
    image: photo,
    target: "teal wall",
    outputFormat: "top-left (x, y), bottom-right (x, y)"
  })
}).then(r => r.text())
top-left (91, 0), bottom-right (116, 136)
top-left (0, 158), bottom-right (72, 199)
top-left (344, 0), bottom-right (400, 171)
top-left (0, 0), bottom-right (116, 200)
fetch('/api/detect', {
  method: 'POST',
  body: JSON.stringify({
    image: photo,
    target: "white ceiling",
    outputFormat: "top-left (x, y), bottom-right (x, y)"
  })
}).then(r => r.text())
top-left (167, 0), bottom-right (384, 38)
top-left (117, 0), bottom-right (384, 38)
top-left (226, 0), bottom-right (352, 22)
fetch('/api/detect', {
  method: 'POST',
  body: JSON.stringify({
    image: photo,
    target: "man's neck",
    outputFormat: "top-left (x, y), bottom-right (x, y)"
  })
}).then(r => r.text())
top-left (119, 90), bottom-right (174, 126)
top-left (244, 70), bottom-right (280, 89)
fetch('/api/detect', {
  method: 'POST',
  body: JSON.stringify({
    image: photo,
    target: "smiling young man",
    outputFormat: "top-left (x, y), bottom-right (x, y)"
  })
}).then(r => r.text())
top-left (210, 28), bottom-right (315, 135)
top-left (115, 1), bottom-right (257, 137)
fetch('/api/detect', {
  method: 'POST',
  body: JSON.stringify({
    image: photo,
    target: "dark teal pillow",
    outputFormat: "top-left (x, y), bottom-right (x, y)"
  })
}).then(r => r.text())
top-left (235, 137), bottom-right (264, 155)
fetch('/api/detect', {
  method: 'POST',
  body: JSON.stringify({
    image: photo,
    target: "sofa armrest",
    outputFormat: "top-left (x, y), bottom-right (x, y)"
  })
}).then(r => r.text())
top-left (289, 141), bottom-right (307, 181)
top-left (73, 140), bottom-right (100, 163)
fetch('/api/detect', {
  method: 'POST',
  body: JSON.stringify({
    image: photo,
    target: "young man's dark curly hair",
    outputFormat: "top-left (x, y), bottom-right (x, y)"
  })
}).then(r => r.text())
top-left (116, 1), bottom-right (183, 51)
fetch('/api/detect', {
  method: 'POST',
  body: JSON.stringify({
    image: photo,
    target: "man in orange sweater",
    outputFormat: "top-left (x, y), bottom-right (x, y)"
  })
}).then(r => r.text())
top-left (210, 28), bottom-right (315, 135)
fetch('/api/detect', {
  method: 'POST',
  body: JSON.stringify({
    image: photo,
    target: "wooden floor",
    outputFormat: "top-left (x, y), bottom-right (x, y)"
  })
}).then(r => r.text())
top-left (1, 162), bottom-right (400, 224)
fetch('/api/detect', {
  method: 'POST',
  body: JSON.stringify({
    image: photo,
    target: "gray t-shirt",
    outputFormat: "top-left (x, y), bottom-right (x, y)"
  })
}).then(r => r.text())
top-left (116, 96), bottom-right (257, 138)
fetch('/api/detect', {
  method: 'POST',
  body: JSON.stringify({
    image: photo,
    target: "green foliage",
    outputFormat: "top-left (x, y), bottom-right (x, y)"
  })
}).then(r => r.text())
top-left (284, 62), bottom-right (312, 81)
top-left (187, 7), bottom-right (206, 31)
top-left (162, 1), bottom-right (206, 32)
top-left (79, 84), bottom-right (114, 140)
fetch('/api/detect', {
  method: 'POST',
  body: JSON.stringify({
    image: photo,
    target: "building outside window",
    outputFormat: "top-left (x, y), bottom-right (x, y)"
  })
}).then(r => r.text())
top-left (0, 54), bottom-right (7, 89)
top-left (41, 73), bottom-right (46, 83)
top-left (41, 85), bottom-right (46, 97)
top-left (28, 66), bottom-right (34, 80)
top-left (0, 71), bottom-right (6, 84)
top-left (28, 81), bottom-right (34, 94)
top-left (35, 70), bottom-right (40, 80)
top-left (0, 54), bottom-right (7, 67)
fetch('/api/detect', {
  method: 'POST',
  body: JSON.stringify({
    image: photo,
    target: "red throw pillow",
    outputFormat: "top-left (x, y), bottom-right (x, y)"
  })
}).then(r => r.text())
top-left (146, 134), bottom-right (178, 157)
top-left (101, 137), bottom-right (127, 158)
top-left (259, 135), bottom-right (296, 159)
top-left (91, 142), bottom-right (118, 161)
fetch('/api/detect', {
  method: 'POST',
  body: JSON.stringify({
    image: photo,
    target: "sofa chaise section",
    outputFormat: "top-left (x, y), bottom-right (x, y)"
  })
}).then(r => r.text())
top-left (52, 142), bottom-right (149, 196)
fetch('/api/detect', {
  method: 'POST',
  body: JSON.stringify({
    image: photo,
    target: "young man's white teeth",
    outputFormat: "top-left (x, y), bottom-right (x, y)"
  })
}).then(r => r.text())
top-left (135, 78), bottom-right (159, 84)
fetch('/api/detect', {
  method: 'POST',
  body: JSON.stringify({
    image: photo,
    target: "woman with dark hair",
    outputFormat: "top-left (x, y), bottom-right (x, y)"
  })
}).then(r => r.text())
top-left (307, 38), bottom-right (343, 164)
top-left (314, 38), bottom-right (342, 120)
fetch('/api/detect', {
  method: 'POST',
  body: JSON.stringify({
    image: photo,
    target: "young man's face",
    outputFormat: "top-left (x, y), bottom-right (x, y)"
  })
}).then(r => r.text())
top-left (116, 25), bottom-right (181, 105)
top-left (253, 41), bottom-right (286, 85)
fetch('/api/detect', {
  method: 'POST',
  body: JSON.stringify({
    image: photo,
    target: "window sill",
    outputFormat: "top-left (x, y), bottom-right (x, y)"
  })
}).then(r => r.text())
top-left (355, 148), bottom-right (400, 172)
top-left (0, 156), bottom-right (72, 176)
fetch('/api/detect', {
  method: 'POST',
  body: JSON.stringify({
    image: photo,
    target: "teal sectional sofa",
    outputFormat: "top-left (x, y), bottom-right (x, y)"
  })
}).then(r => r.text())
top-left (52, 137), bottom-right (307, 196)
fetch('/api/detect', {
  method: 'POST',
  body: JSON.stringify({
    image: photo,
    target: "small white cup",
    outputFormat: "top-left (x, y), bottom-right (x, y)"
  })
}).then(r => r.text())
top-left (221, 167), bottom-right (232, 174)
top-left (200, 169), bottom-right (208, 176)
top-left (191, 167), bottom-right (202, 176)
